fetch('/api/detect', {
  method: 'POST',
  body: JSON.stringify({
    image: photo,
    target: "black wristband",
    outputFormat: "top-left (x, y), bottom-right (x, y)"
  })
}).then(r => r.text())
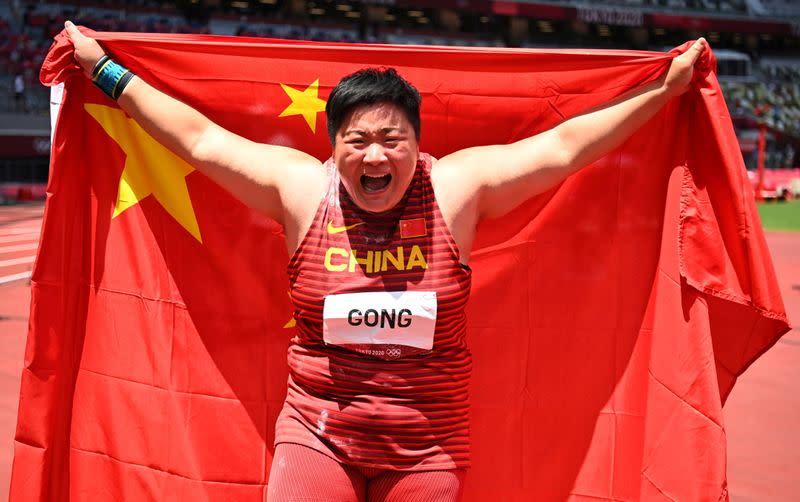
top-left (91, 55), bottom-right (110, 79)
top-left (113, 70), bottom-right (135, 100)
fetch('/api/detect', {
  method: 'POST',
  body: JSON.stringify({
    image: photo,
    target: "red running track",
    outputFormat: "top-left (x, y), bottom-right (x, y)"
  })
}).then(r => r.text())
top-left (0, 202), bottom-right (797, 500)
top-left (0, 203), bottom-right (43, 501)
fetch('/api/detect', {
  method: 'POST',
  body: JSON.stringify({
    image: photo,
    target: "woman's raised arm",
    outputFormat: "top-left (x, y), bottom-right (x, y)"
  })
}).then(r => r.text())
top-left (64, 21), bottom-right (324, 226)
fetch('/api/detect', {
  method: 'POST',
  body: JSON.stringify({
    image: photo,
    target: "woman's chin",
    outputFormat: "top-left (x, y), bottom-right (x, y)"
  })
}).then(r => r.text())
top-left (358, 201), bottom-right (393, 214)
top-left (355, 190), bottom-right (397, 213)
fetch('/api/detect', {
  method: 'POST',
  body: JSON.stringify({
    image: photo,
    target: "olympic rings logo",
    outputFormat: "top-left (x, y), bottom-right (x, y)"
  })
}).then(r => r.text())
top-left (386, 348), bottom-right (402, 358)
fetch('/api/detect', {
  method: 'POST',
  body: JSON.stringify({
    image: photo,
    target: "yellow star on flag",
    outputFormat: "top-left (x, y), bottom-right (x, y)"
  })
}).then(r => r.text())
top-left (283, 290), bottom-right (296, 329)
top-left (279, 79), bottom-right (327, 133)
top-left (85, 104), bottom-right (202, 242)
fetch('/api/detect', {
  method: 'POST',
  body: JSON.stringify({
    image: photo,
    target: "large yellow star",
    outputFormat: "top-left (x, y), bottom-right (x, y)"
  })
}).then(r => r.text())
top-left (279, 79), bottom-right (327, 133)
top-left (85, 104), bottom-right (202, 242)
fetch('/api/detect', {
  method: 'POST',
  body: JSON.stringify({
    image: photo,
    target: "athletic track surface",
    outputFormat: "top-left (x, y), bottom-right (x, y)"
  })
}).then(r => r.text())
top-left (0, 202), bottom-right (797, 501)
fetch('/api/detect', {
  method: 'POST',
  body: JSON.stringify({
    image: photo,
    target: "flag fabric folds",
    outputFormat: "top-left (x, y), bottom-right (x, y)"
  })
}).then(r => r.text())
top-left (11, 31), bottom-right (789, 501)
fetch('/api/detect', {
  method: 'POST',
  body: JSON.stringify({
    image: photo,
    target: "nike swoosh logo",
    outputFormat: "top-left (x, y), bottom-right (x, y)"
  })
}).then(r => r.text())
top-left (327, 220), bottom-right (365, 234)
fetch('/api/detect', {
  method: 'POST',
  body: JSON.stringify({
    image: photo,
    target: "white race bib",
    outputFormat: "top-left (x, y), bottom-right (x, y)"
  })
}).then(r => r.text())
top-left (322, 291), bottom-right (437, 350)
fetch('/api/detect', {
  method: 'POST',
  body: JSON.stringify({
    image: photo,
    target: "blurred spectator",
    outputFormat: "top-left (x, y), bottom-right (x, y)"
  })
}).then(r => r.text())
top-left (721, 63), bottom-right (800, 139)
top-left (14, 72), bottom-right (26, 112)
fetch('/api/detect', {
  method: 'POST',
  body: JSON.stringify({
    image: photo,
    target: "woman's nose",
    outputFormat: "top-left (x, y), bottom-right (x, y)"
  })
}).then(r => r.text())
top-left (364, 143), bottom-right (387, 163)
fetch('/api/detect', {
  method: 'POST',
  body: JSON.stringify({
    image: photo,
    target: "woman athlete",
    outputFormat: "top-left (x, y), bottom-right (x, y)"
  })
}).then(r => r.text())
top-left (64, 21), bottom-right (707, 502)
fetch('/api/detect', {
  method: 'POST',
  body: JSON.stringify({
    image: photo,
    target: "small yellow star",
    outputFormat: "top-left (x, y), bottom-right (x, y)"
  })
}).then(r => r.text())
top-left (279, 79), bottom-right (327, 133)
top-left (283, 290), bottom-right (296, 328)
top-left (85, 104), bottom-right (202, 242)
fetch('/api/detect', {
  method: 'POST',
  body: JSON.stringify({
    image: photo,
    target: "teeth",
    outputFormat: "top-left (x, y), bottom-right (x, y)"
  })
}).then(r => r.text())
top-left (361, 173), bottom-right (392, 192)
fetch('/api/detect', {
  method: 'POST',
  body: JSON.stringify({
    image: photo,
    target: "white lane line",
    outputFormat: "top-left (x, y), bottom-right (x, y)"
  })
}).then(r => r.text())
top-left (0, 226), bottom-right (41, 236)
top-left (0, 242), bottom-right (38, 254)
top-left (0, 233), bottom-right (39, 244)
top-left (0, 270), bottom-right (32, 285)
top-left (0, 256), bottom-right (35, 268)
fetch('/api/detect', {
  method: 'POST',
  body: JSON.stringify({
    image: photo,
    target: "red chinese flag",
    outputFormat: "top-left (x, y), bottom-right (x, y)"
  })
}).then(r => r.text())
top-left (11, 31), bottom-right (789, 501)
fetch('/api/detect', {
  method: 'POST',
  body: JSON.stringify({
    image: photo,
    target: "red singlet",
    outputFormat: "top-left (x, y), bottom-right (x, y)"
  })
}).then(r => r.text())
top-left (276, 153), bottom-right (472, 470)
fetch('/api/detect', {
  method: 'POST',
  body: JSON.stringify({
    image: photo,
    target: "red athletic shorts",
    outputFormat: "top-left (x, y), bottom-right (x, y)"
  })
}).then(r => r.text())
top-left (266, 443), bottom-right (467, 502)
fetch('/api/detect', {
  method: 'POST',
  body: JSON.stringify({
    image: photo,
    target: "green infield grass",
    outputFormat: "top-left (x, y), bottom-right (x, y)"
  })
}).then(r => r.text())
top-left (757, 199), bottom-right (800, 232)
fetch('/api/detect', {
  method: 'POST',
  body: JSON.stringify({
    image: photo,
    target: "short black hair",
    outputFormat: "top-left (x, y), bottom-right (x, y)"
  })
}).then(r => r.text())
top-left (326, 67), bottom-right (421, 145)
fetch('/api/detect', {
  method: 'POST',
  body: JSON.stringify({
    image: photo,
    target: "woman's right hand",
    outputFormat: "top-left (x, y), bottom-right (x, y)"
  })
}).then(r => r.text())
top-left (63, 20), bottom-right (106, 77)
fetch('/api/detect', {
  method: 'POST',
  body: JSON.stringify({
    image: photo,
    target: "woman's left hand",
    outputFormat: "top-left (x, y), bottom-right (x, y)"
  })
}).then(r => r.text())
top-left (64, 20), bottom-right (106, 77)
top-left (663, 38), bottom-right (708, 97)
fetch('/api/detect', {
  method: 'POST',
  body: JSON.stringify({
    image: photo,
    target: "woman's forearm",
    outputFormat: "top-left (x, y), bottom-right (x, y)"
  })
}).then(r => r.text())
top-left (553, 78), bottom-right (672, 171)
top-left (116, 76), bottom-right (216, 167)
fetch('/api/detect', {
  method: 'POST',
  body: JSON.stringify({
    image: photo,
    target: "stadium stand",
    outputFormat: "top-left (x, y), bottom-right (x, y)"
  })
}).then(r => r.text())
top-left (0, 0), bottom-right (798, 199)
top-left (747, 0), bottom-right (800, 18)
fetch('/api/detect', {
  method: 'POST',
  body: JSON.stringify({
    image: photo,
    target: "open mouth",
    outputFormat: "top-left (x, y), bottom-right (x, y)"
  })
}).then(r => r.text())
top-left (361, 173), bottom-right (392, 193)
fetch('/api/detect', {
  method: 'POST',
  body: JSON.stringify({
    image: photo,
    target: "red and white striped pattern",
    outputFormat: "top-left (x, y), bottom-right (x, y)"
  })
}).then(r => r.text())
top-left (277, 155), bottom-right (473, 471)
top-left (0, 204), bottom-right (42, 286)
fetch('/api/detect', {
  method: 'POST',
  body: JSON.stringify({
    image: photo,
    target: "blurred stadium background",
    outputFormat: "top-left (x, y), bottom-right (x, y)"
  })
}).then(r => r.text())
top-left (0, 0), bottom-right (799, 202)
